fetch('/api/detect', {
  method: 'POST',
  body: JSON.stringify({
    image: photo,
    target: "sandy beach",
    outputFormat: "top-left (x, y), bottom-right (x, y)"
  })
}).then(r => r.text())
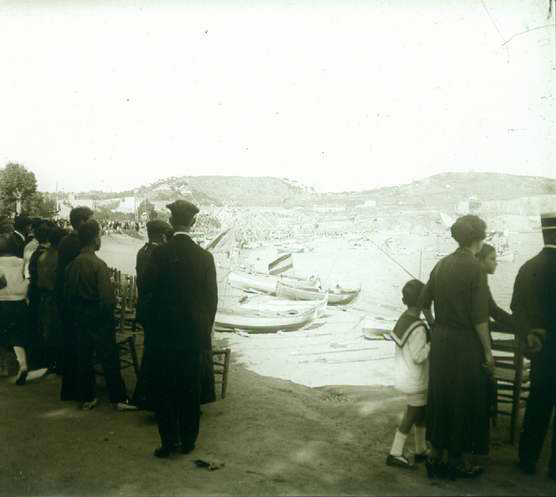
top-left (2, 231), bottom-right (552, 497)
top-left (98, 230), bottom-right (541, 388)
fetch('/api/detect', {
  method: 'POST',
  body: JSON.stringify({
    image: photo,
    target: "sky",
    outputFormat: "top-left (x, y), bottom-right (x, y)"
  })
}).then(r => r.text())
top-left (0, 0), bottom-right (554, 193)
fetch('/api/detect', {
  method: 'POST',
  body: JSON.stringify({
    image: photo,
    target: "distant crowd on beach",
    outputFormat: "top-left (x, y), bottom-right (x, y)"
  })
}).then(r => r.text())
top-left (1, 206), bottom-right (555, 477)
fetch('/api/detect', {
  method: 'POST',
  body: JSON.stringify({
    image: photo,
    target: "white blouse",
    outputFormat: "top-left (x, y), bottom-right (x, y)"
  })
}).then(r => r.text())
top-left (0, 256), bottom-right (29, 301)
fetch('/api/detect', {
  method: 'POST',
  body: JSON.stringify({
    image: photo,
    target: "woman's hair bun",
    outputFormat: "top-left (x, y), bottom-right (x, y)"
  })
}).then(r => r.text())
top-left (451, 215), bottom-right (487, 247)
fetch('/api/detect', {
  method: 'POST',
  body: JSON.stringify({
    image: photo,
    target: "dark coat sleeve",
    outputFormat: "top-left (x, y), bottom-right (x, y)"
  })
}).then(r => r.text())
top-left (488, 286), bottom-right (514, 332)
top-left (511, 263), bottom-right (546, 343)
top-left (470, 264), bottom-right (489, 327)
top-left (204, 251), bottom-right (218, 327)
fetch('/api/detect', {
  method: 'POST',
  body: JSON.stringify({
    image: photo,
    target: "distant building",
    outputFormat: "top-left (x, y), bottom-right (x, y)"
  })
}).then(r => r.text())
top-left (355, 199), bottom-right (377, 209)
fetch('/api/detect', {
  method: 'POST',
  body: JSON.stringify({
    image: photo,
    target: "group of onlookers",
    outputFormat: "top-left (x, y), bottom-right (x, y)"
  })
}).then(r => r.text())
top-left (1, 200), bottom-right (218, 458)
top-left (386, 213), bottom-right (556, 483)
top-left (0, 215), bottom-right (67, 383)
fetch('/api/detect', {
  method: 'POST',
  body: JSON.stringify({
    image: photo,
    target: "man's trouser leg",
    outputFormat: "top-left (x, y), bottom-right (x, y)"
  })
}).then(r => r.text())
top-left (92, 319), bottom-right (127, 404)
top-left (519, 358), bottom-right (553, 469)
top-left (76, 318), bottom-right (96, 402)
top-left (60, 310), bottom-right (79, 401)
top-left (156, 395), bottom-right (179, 449)
top-left (178, 353), bottom-right (201, 449)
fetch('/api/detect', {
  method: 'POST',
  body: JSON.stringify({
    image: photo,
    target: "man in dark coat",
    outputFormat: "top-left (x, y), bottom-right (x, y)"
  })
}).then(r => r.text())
top-left (55, 206), bottom-right (94, 400)
top-left (64, 219), bottom-right (135, 411)
top-left (511, 212), bottom-right (556, 480)
top-left (144, 200), bottom-right (218, 458)
top-left (131, 219), bottom-right (171, 409)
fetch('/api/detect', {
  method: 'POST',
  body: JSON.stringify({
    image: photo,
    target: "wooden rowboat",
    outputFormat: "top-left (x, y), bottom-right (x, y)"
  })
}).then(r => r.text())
top-left (228, 270), bottom-right (320, 296)
top-left (276, 280), bottom-right (360, 306)
top-left (276, 281), bottom-right (328, 301)
top-left (214, 306), bottom-right (318, 333)
top-left (239, 294), bottom-right (329, 318)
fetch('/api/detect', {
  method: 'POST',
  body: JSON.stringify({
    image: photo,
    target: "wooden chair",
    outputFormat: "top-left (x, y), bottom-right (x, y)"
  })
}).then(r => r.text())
top-left (94, 334), bottom-right (140, 379)
top-left (212, 347), bottom-right (231, 399)
top-left (492, 327), bottom-right (530, 444)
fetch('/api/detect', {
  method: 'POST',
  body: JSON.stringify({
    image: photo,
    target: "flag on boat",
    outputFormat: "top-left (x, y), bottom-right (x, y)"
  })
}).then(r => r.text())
top-left (268, 253), bottom-right (293, 275)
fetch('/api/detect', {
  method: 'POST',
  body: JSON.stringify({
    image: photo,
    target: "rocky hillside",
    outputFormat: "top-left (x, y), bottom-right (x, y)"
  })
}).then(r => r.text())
top-left (72, 172), bottom-right (556, 210)
top-left (323, 172), bottom-right (556, 211)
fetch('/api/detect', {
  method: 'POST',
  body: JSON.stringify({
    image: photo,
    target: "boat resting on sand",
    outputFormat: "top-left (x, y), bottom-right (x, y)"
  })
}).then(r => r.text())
top-left (327, 285), bottom-right (361, 305)
top-left (361, 317), bottom-right (394, 340)
top-left (214, 306), bottom-right (318, 333)
top-left (228, 270), bottom-right (320, 295)
top-left (238, 294), bottom-right (329, 318)
top-left (276, 281), bottom-right (360, 306)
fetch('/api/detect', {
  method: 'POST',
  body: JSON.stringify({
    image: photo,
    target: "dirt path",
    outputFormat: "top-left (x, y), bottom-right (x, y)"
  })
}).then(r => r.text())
top-left (1, 342), bottom-right (555, 497)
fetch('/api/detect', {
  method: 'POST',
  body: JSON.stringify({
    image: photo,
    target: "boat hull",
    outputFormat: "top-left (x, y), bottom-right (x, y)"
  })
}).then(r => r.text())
top-left (214, 307), bottom-right (317, 333)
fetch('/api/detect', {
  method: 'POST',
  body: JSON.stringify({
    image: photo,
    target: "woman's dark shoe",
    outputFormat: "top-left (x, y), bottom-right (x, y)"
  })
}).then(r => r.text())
top-left (15, 370), bottom-right (28, 386)
top-left (154, 446), bottom-right (179, 458)
top-left (414, 452), bottom-right (429, 464)
top-left (425, 458), bottom-right (449, 479)
top-left (455, 464), bottom-right (484, 479)
top-left (180, 444), bottom-right (195, 455)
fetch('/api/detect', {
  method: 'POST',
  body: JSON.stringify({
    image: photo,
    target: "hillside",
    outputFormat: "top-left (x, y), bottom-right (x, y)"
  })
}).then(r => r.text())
top-left (69, 172), bottom-right (556, 211)
top-left (322, 172), bottom-right (556, 211)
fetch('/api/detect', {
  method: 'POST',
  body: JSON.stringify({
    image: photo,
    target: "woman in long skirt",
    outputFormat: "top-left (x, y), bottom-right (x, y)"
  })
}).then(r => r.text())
top-left (419, 215), bottom-right (494, 479)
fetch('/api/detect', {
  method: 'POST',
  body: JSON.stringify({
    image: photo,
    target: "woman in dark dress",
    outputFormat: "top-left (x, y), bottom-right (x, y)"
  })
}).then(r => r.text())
top-left (419, 215), bottom-right (494, 479)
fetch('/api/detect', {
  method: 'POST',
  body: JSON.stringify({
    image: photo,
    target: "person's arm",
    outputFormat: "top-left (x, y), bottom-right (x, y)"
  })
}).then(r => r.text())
top-left (417, 266), bottom-right (436, 327)
top-left (407, 325), bottom-right (430, 364)
top-left (205, 252), bottom-right (218, 326)
top-left (472, 266), bottom-right (494, 373)
top-left (97, 261), bottom-right (116, 313)
top-left (510, 266), bottom-right (546, 354)
top-left (488, 287), bottom-right (514, 331)
top-left (142, 245), bottom-right (161, 296)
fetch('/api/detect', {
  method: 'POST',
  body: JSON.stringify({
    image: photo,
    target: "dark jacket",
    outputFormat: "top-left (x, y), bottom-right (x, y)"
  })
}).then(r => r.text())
top-left (511, 247), bottom-right (556, 351)
top-left (55, 232), bottom-right (82, 307)
top-left (135, 242), bottom-right (159, 326)
top-left (144, 233), bottom-right (217, 353)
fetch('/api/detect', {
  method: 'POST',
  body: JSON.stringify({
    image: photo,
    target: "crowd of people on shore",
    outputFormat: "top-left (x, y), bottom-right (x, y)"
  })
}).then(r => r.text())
top-left (0, 201), bottom-right (217, 456)
top-left (386, 213), bottom-right (556, 483)
top-left (1, 204), bottom-right (555, 477)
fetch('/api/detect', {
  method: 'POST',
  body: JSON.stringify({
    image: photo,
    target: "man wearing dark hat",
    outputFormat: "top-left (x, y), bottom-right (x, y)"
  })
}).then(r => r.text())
top-left (131, 219), bottom-right (171, 409)
top-left (511, 212), bottom-right (556, 480)
top-left (144, 200), bottom-right (218, 458)
top-left (55, 206), bottom-right (94, 400)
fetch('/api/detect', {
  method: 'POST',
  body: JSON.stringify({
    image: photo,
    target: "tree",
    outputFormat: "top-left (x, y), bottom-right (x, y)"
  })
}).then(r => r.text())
top-left (23, 192), bottom-right (59, 218)
top-left (0, 163), bottom-right (38, 216)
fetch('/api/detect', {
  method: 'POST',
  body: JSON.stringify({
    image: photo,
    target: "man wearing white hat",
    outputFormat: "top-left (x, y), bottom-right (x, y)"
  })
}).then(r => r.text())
top-left (511, 212), bottom-right (556, 480)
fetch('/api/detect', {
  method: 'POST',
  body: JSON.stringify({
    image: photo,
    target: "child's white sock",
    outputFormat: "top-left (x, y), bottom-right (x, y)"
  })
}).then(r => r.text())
top-left (415, 426), bottom-right (427, 454)
top-left (389, 430), bottom-right (408, 457)
top-left (13, 346), bottom-right (28, 371)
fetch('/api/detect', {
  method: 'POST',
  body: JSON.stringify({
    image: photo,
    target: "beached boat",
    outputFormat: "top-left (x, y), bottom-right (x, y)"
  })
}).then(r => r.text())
top-left (214, 306), bottom-right (318, 333)
top-left (276, 280), bottom-right (360, 305)
top-left (361, 317), bottom-right (394, 340)
top-left (276, 281), bottom-right (329, 301)
top-left (238, 294), bottom-right (329, 317)
top-left (228, 270), bottom-right (320, 295)
top-left (327, 285), bottom-right (361, 305)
